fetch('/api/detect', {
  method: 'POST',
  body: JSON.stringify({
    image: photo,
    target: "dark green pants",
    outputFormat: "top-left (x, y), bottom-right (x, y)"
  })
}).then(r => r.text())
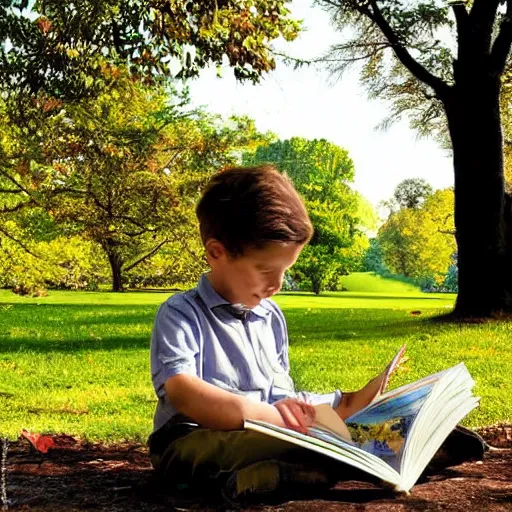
top-left (148, 418), bottom-right (341, 494)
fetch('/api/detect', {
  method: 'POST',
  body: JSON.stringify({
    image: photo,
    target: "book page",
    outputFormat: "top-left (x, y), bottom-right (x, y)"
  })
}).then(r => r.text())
top-left (346, 415), bottom-right (415, 471)
top-left (245, 364), bottom-right (478, 493)
top-left (312, 404), bottom-right (352, 442)
top-left (345, 373), bottom-right (440, 471)
top-left (379, 344), bottom-right (407, 394)
top-left (244, 418), bottom-right (402, 488)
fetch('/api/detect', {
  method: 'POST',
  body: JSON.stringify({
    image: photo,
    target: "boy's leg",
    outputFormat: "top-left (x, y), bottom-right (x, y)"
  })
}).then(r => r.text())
top-left (150, 426), bottom-right (340, 497)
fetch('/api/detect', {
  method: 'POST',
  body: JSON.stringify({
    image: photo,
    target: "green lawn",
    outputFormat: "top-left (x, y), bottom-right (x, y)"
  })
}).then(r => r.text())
top-left (0, 273), bottom-right (510, 442)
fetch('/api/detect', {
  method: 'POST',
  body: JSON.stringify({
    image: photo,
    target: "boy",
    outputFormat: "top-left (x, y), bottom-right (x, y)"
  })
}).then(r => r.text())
top-left (149, 165), bottom-right (483, 503)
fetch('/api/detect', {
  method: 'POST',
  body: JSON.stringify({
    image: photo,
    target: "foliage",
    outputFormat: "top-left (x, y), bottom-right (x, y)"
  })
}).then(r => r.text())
top-left (501, 69), bottom-right (512, 191)
top-left (393, 178), bottom-right (434, 210)
top-left (0, 0), bottom-right (300, 101)
top-left (245, 137), bottom-right (355, 196)
top-left (315, 0), bottom-right (455, 138)
top-left (0, 0), bottom-right (297, 292)
top-left (245, 137), bottom-right (375, 293)
top-left (353, 191), bottom-right (379, 232)
top-left (377, 189), bottom-right (456, 283)
top-left (41, 236), bottom-right (109, 291)
top-left (0, 221), bottom-right (108, 293)
top-left (0, 76), bottom-right (270, 291)
top-left (362, 238), bottom-right (390, 275)
top-left (125, 238), bottom-right (207, 290)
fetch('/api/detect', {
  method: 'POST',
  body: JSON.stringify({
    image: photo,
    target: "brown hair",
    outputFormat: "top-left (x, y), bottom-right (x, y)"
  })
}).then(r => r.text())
top-left (196, 165), bottom-right (313, 256)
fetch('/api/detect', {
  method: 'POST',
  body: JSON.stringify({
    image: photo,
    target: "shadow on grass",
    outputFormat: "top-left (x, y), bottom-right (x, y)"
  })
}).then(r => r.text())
top-left (0, 302), bottom-right (451, 354)
top-left (286, 311), bottom-right (445, 347)
top-left (0, 335), bottom-right (151, 354)
top-left (281, 292), bottom-right (446, 301)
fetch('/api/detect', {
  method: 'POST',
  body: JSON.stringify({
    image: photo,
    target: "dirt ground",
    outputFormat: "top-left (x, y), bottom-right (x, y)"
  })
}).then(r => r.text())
top-left (5, 425), bottom-right (512, 512)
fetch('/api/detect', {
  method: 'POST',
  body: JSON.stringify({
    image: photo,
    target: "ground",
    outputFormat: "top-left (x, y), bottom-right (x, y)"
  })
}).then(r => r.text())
top-left (6, 426), bottom-right (511, 511)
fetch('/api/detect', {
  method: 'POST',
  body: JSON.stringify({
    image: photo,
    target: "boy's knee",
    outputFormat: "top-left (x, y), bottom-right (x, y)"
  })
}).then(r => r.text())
top-left (222, 459), bottom-right (335, 506)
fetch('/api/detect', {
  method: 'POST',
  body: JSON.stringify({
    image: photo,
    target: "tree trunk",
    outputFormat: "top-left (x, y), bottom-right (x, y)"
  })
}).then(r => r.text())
top-left (312, 277), bottom-right (321, 295)
top-left (445, 71), bottom-right (512, 317)
top-left (105, 247), bottom-right (124, 292)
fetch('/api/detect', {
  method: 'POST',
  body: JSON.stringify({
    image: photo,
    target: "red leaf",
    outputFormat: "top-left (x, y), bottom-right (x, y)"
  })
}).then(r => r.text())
top-left (21, 430), bottom-right (56, 454)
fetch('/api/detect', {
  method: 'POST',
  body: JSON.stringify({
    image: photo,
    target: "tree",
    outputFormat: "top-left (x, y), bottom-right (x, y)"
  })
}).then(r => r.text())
top-left (378, 189), bottom-right (456, 283)
top-left (245, 137), bottom-right (371, 293)
top-left (0, 0), bottom-right (299, 268)
top-left (393, 178), bottom-right (433, 210)
top-left (0, 0), bottom-right (299, 100)
top-left (315, 0), bottom-right (512, 317)
top-left (1, 75), bottom-right (269, 291)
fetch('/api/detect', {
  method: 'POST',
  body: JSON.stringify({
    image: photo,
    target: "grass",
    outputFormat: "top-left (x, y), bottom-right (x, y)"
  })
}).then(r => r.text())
top-left (0, 272), bottom-right (510, 442)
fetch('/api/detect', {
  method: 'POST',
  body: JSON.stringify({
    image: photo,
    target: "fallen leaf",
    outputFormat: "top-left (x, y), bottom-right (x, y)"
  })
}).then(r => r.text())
top-left (21, 430), bottom-right (56, 453)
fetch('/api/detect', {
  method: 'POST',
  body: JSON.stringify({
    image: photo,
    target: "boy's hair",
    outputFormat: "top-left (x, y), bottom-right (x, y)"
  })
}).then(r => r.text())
top-left (196, 165), bottom-right (313, 256)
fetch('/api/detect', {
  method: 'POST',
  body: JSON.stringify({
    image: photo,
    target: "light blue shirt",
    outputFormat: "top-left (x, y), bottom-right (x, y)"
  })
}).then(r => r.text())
top-left (150, 274), bottom-right (342, 432)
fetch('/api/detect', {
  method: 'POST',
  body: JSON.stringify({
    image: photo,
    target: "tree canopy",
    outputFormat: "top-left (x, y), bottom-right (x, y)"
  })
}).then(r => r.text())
top-left (378, 188), bottom-right (456, 284)
top-left (245, 137), bottom-right (374, 293)
top-left (393, 178), bottom-right (434, 210)
top-left (1, 0), bottom-right (299, 99)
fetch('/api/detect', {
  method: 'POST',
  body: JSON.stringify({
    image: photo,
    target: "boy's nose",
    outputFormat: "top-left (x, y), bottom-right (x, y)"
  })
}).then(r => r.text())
top-left (266, 276), bottom-right (283, 294)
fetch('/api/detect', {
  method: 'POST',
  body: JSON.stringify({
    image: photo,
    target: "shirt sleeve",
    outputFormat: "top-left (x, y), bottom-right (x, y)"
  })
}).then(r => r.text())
top-left (268, 300), bottom-right (343, 410)
top-left (150, 300), bottom-right (200, 399)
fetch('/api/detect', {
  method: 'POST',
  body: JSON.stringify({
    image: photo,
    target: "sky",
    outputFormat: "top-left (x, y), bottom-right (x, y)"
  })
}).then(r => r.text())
top-left (187, 0), bottom-right (454, 207)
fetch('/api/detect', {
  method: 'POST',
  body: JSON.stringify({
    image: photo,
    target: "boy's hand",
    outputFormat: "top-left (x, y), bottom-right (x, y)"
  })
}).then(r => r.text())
top-left (273, 398), bottom-right (316, 434)
top-left (336, 349), bottom-right (407, 420)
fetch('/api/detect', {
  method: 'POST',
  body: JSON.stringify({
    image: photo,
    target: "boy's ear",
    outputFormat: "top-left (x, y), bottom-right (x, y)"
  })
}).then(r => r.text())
top-left (205, 239), bottom-right (227, 261)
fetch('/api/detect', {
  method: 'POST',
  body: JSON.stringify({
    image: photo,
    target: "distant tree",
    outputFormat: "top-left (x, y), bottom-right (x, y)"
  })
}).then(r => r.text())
top-left (393, 178), bottom-right (434, 210)
top-left (245, 137), bottom-right (355, 201)
top-left (362, 238), bottom-right (389, 275)
top-left (314, 0), bottom-right (512, 317)
top-left (245, 137), bottom-right (372, 293)
top-left (378, 189), bottom-right (455, 282)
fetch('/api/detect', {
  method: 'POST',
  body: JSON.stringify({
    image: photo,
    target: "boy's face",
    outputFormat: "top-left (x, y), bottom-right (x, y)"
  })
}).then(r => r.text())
top-left (206, 241), bottom-right (304, 308)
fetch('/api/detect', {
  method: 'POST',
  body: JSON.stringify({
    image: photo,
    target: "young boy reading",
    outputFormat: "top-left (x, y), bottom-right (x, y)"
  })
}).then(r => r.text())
top-left (149, 165), bottom-right (484, 503)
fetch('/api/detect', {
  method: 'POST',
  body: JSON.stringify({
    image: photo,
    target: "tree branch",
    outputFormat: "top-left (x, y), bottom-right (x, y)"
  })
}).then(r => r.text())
top-left (114, 214), bottom-right (154, 231)
top-left (0, 199), bottom-right (34, 214)
top-left (491, 0), bottom-right (512, 75)
top-left (123, 238), bottom-right (170, 272)
top-left (124, 229), bottom-right (150, 237)
top-left (0, 169), bottom-right (32, 196)
top-left (452, 2), bottom-right (469, 31)
top-left (52, 187), bottom-right (87, 195)
top-left (0, 224), bottom-right (41, 258)
top-left (451, 2), bottom-right (469, 56)
top-left (365, 0), bottom-right (451, 98)
top-left (469, 0), bottom-right (502, 53)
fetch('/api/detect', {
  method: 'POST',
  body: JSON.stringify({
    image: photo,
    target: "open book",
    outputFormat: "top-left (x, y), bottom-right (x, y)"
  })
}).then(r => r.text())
top-left (245, 346), bottom-right (480, 493)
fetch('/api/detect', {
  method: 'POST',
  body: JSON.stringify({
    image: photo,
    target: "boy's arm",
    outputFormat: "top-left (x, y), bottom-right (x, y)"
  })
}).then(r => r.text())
top-left (165, 373), bottom-right (314, 432)
top-left (335, 375), bottom-right (384, 420)
top-left (335, 346), bottom-right (406, 420)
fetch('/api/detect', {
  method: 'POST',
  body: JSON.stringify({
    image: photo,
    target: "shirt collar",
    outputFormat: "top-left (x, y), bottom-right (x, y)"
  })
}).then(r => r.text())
top-left (197, 273), bottom-right (270, 318)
